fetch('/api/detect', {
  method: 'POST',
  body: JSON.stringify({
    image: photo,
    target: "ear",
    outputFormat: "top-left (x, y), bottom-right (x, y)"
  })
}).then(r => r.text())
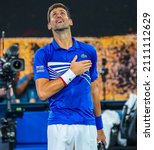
top-left (48, 23), bottom-right (52, 30)
top-left (69, 19), bottom-right (73, 26)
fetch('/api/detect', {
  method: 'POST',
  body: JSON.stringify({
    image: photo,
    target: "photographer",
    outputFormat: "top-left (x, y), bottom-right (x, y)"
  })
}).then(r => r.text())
top-left (0, 44), bottom-right (25, 103)
top-left (15, 58), bottom-right (40, 103)
top-left (15, 72), bottom-right (40, 103)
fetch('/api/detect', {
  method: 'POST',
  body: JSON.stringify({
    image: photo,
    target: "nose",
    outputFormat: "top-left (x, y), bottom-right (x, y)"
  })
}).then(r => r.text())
top-left (56, 13), bottom-right (62, 18)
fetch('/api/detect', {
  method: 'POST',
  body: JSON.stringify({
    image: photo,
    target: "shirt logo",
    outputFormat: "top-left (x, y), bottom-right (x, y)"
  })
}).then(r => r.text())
top-left (81, 54), bottom-right (87, 58)
top-left (36, 65), bottom-right (45, 73)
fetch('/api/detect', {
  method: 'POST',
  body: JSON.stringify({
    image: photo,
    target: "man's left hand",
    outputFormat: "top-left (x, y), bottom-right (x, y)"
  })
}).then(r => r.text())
top-left (97, 129), bottom-right (107, 145)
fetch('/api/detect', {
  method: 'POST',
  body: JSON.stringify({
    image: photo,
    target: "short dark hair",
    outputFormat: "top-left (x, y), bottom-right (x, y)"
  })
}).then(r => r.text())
top-left (47, 3), bottom-right (71, 23)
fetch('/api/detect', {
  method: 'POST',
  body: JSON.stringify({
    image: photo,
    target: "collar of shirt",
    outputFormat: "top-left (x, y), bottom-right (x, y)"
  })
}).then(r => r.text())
top-left (52, 37), bottom-right (79, 51)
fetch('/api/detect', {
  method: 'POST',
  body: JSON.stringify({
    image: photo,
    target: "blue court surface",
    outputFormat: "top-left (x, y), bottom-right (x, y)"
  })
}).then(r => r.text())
top-left (15, 144), bottom-right (47, 150)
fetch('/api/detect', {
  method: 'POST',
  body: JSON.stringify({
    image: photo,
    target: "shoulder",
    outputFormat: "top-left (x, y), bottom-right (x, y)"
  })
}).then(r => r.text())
top-left (77, 40), bottom-right (96, 53)
top-left (76, 40), bottom-right (97, 59)
top-left (34, 44), bottom-right (50, 57)
top-left (34, 43), bottom-right (54, 60)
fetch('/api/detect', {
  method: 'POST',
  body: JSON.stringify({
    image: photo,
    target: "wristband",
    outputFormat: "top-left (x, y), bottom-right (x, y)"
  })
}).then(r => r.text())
top-left (95, 115), bottom-right (103, 130)
top-left (60, 69), bottom-right (76, 86)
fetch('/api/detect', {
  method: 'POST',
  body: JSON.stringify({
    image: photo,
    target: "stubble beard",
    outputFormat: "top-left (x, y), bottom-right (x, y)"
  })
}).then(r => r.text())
top-left (54, 21), bottom-right (69, 30)
top-left (55, 27), bottom-right (68, 32)
top-left (54, 23), bottom-right (69, 31)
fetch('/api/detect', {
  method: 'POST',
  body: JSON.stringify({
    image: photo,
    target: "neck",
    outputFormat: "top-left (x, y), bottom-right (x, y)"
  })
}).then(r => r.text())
top-left (52, 28), bottom-right (73, 49)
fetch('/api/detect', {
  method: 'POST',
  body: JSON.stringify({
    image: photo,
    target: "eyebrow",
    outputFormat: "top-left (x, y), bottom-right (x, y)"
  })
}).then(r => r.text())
top-left (51, 9), bottom-right (66, 14)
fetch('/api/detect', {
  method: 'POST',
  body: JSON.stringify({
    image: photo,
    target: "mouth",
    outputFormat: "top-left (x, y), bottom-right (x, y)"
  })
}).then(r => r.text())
top-left (56, 20), bottom-right (64, 24)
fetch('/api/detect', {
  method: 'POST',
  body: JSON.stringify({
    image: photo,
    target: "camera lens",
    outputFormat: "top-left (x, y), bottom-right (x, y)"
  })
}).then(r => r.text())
top-left (13, 60), bottom-right (21, 69)
top-left (11, 59), bottom-right (25, 71)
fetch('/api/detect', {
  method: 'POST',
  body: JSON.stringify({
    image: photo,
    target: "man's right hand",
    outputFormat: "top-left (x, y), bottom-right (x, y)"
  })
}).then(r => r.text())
top-left (35, 55), bottom-right (92, 100)
top-left (70, 55), bottom-right (92, 75)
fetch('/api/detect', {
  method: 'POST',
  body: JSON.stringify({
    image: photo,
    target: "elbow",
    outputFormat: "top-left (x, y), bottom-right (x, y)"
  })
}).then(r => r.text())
top-left (15, 88), bottom-right (22, 97)
top-left (38, 92), bottom-right (48, 101)
top-left (37, 90), bottom-right (54, 101)
top-left (38, 91), bottom-right (48, 101)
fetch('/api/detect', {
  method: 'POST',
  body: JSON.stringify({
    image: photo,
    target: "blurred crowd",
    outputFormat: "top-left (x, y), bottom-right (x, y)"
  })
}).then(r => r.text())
top-left (91, 34), bottom-right (137, 100)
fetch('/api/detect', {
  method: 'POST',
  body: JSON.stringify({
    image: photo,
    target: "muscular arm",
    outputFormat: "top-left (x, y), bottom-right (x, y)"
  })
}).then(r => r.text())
top-left (35, 78), bottom-right (65, 100)
top-left (91, 78), bottom-right (106, 145)
top-left (91, 79), bottom-right (101, 117)
top-left (35, 56), bottom-right (92, 100)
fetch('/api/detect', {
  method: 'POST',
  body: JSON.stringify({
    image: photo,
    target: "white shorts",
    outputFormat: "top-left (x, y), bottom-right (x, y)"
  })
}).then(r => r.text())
top-left (47, 124), bottom-right (97, 150)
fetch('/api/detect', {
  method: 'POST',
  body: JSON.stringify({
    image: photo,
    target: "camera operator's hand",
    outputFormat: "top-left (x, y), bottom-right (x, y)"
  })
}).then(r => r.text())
top-left (27, 72), bottom-right (34, 81)
top-left (70, 55), bottom-right (92, 75)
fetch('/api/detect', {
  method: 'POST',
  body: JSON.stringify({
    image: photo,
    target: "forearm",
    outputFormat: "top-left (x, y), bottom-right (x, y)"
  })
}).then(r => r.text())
top-left (93, 97), bottom-right (102, 117)
top-left (34, 54), bottom-right (93, 100)
top-left (91, 79), bottom-right (102, 117)
top-left (16, 80), bottom-right (29, 96)
top-left (36, 78), bottom-right (65, 100)
top-left (91, 79), bottom-right (104, 130)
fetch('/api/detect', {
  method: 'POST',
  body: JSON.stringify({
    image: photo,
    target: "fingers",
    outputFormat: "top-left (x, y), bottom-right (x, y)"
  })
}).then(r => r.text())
top-left (72, 55), bottom-right (78, 62)
top-left (82, 64), bottom-right (92, 70)
top-left (97, 138), bottom-right (107, 146)
top-left (102, 139), bottom-right (107, 146)
top-left (70, 57), bottom-right (92, 75)
top-left (80, 60), bottom-right (92, 64)
top-left (79, 60), bottom-right (92, 69)
top-left (72, 56), bottom-right (91, 64)
top-left (82, 62), bottom-right (92, 67)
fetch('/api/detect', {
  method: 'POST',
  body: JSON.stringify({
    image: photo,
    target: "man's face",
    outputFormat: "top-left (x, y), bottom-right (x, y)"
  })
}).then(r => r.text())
top-left (48, 7), bottom-right (73, 31)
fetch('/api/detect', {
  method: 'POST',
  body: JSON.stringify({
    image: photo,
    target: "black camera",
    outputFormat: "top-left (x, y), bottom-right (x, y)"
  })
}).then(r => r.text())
top-left (0, 44), bottom-right (24, 149)
top-left (0, 44), bottom-right (25, 85)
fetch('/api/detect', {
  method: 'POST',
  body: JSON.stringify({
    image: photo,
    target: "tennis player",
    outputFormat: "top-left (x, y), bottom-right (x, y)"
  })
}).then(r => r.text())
top-left (34, 3), bottom-right (106, 150)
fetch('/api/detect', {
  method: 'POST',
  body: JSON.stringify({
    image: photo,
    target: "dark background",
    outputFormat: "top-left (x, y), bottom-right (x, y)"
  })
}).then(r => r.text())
top-left (0, 0), bottom-right (137, 37)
